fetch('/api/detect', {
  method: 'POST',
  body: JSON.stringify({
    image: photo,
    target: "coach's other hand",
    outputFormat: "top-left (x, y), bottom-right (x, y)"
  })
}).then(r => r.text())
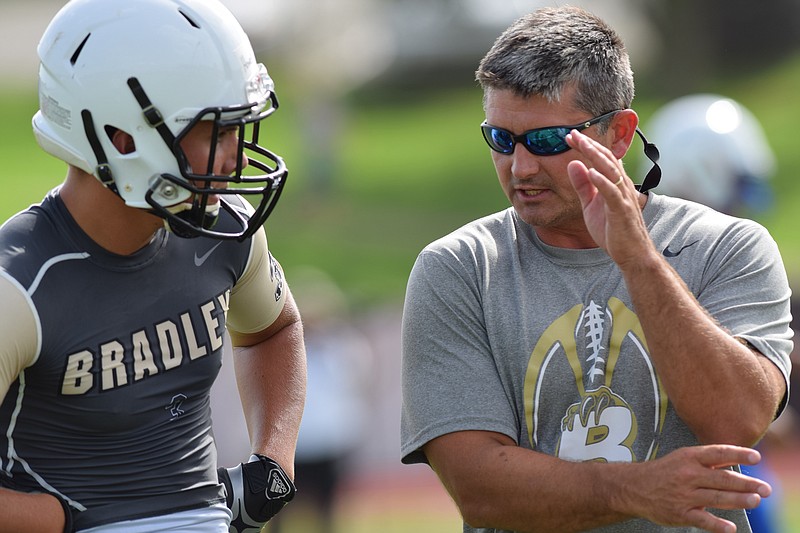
top-left (217, 454), bottom-right (296, 533)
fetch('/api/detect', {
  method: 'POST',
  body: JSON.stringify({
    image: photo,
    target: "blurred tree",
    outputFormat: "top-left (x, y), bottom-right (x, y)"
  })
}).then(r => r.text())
top-left (644, 0), bottom-right (800, 96)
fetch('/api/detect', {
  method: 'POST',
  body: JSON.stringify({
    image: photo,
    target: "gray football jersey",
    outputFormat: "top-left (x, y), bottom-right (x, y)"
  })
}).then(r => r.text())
top-left (0, 191), bottom-right (286, 529)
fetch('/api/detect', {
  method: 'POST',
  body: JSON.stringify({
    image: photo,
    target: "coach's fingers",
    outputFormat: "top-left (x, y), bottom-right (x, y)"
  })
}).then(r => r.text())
top-left (566, 129), bottom-right (619, 168)
top-left (693, 485), bottom-right (763, 511)
top-left (566, 159), bottom-right (597, 207)
top-left (587, 167), bottom-right (633, 200)
top-left (685, 445), bottom-right (771, 497)
top-left (566, 130), bottom-right (627, 184)
top-left (695, 445), bottom-right (761, 469)
top-left (684, 507), bottom-right (738, 533)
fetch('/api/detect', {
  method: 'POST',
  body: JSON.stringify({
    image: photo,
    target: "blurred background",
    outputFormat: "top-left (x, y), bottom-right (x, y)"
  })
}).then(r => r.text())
top-left (2, 0), bottom-right (799, 531)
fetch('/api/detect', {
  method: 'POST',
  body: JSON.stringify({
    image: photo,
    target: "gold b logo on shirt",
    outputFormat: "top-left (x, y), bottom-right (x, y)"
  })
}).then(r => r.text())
top-left (524, 298), bottom-right (668, 463)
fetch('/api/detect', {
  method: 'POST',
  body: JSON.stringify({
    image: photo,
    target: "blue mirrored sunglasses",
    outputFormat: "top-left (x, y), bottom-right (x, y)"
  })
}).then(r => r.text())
top-left (480, 110), bottom-right (621, 156)
top-left (480, 110), bottom-right (662, 193)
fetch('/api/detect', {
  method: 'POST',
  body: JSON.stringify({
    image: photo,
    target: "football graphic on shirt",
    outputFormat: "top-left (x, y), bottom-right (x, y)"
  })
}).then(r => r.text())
top-left (524, 298), bottom-right (668, 463)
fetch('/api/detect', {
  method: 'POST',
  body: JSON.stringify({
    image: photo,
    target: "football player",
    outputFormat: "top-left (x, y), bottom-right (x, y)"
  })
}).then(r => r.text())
top-left (0, 0), bottom-right (305, 531)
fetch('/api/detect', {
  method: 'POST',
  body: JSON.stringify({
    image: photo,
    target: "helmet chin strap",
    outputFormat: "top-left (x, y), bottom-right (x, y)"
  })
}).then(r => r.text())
top-left (81, 109), bottom-right (119, 195)
top-left (163, 200), bottom-right (221, 238)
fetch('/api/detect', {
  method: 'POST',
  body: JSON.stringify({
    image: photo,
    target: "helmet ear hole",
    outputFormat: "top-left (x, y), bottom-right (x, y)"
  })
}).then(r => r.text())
top-left (105, 126), bottom-right (136, 155)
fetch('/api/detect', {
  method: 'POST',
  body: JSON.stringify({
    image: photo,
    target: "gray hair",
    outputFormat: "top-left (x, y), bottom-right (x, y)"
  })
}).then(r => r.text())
top-left (476, 6), bottom-right (634, 117)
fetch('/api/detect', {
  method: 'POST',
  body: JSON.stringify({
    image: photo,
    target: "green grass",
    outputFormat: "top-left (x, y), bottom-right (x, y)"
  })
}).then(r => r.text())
top-left (259, 86), bottom-right (509, 305)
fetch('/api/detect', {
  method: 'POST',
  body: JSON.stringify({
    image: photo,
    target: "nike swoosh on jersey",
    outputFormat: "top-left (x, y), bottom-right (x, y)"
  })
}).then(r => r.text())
top-left (662, 239), bottom-right (699, 257)
top-left (194, 242), bottom-right (223, 267)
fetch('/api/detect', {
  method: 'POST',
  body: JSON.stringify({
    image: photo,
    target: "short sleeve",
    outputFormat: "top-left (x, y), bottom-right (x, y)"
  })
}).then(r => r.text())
top-left (226, 227), bottom-right (286, 337)
top-left (0, 272), bottom-right (40, 400)
top-left (401, 247), bottom-right (518, 465)
top-left (696, 220), bottom-right (794, 410)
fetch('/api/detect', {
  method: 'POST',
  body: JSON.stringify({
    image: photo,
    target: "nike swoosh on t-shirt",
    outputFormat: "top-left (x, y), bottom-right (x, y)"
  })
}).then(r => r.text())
top-left (662, 240), bottom-right (699, 257)
top-left (194, 242), bottom-right (223, 267)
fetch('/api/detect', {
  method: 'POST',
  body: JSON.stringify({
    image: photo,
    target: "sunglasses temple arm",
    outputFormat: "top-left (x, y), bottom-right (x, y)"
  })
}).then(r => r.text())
top-left (634, 128), bottom-right (662, 194)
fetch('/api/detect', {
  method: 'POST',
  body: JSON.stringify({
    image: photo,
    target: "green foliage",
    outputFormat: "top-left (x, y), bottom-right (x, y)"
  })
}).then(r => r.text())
top-left (261, 86), bottom-right (509, 305)
top-left (731, 56), bottom-right (800, 280)
top-left (0, 91), bottom-right (65, 214)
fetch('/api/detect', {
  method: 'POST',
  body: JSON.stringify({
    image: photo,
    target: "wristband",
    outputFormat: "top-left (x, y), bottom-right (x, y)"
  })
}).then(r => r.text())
top-left (52, 493), bottom-right (75, 533)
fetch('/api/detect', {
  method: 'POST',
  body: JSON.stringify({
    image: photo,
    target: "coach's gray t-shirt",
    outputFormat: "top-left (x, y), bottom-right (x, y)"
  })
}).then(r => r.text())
top-left (401, 193), bottom-right (792, 533)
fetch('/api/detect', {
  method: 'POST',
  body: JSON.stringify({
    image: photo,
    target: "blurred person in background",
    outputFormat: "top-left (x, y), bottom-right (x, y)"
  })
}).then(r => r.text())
top-left (269, 267), bottom-right (373, 533)
top-left (644, 93), bottom-right (793, 533)
top-left (400, 6), bottom-right (793, 533)
top-left (0, 0), bottom-right (305, 531)
top-left (644, 94), bottom-right (775, 218)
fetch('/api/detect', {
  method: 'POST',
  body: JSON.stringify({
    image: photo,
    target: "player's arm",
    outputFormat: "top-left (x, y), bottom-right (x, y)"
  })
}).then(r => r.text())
top-left (220, 286), bottom-right (305, 531)
top-left (0, 274), bottom-right (39, 400)
top-left (225, 227), bottom-right (306, 475)
top-left (229, 290), bottom-right (306, 476)
top-left (0, 489), bottom-right (68, 533)
top-left (424, 430), bottom-right (769, 533)
top-left (219, 228), bottom-right (305, 530)
top-left (0, 275), bottom-right (72, 532)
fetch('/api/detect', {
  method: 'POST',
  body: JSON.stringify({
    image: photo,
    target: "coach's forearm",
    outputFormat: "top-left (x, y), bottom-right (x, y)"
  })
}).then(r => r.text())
top-left (426, 432), bottom-right (629, 532)
top-left (620, 249), bottom-right (783, 445)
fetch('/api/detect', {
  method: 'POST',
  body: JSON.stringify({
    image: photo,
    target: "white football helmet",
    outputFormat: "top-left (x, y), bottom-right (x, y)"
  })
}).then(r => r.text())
top-left (33, 0), bottom-right (288, 240)
top-left (642, 94), bottom-right (775, 216)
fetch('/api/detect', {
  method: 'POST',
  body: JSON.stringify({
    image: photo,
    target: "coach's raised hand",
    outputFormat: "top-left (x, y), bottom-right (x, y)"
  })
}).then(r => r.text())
top-left (565, 127), bottom-right (653, 269)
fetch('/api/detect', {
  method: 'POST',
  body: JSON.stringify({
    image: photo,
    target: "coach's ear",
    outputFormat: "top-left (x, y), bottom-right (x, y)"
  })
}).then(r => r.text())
top-left (107, 127), bottom-right (136, 155)
top-left (608, 109), bottom-right (638, 160)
